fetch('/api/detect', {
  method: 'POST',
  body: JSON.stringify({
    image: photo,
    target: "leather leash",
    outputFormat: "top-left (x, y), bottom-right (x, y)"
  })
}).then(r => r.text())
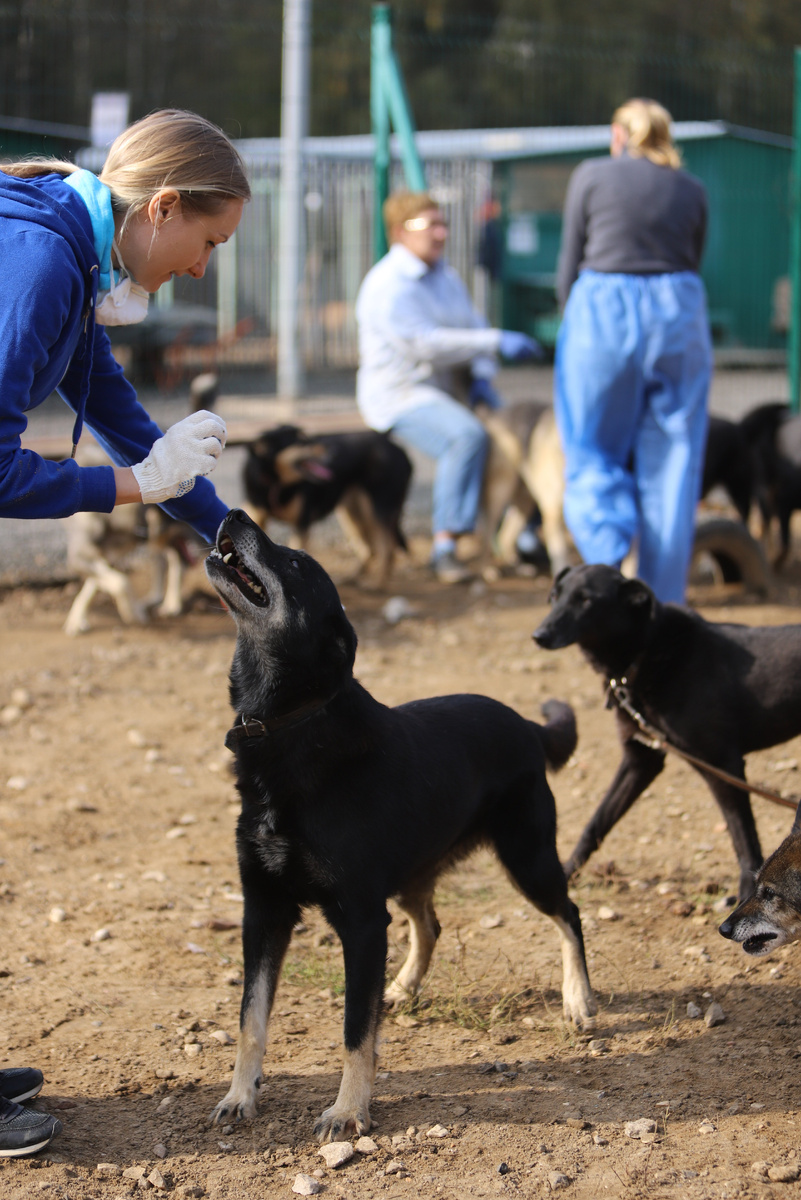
top-left (606, 677), bottom-right (800, 813)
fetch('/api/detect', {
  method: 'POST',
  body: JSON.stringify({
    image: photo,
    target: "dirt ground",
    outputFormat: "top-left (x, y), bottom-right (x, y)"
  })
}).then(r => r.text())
top-left (4, 532), bottom-right (801, 1200)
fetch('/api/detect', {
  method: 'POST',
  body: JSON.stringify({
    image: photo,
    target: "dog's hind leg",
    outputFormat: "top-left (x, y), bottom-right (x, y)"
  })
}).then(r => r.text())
top-left (564, 740), bottom-right (665, 880)
top-left (313, 910), bottom-right (388, 1142)
top-left (384, 884), bottom-right (441, 1007)
top-left (490, 785), bottom-right (596, 1027)
top-left (211, 900), bottom-right (296, 1125)
top-left (696, 766), bottom-right (763, 902)
top-left (63, 577), bottom-right (101, 636)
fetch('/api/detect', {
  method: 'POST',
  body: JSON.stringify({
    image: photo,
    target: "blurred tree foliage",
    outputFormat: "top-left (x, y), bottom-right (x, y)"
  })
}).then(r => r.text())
top-left (1, 0), bottom-right (799, 139)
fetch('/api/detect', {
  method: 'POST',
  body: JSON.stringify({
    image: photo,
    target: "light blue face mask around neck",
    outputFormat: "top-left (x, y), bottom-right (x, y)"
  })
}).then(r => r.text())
top-left (64, 168), bottom-right (150, 326)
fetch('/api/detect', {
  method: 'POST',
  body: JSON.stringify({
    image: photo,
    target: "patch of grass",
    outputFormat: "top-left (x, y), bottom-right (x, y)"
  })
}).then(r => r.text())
top-left (281, 950), bottom-right (345, 995)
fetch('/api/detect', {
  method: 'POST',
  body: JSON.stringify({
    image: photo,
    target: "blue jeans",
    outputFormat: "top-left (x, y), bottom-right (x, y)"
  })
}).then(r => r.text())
top-left (392, 395), bottom-right (489, 539)
top-left (555, 270), bottom-right (712, 603)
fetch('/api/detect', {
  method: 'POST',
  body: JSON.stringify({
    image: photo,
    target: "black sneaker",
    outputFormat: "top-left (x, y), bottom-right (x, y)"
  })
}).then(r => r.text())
top-left (0, 1068), bottom-right (44, 1104)
top-left (0, 1096), bottom-right (62, 1157)
top-left (431, 549), bottom-right (473, 584)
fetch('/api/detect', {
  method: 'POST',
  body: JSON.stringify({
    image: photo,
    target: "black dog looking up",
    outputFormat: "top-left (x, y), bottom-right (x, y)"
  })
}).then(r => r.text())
top-left (533, 563), bottom-right (801, 902)
top-left (206, 509), bottom-right (595, 1143)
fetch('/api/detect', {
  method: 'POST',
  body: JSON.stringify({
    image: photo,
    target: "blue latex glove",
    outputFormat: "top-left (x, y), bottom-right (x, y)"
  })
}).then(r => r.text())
top-left (499, 330), bottom-right (544, 362)
top-left (469, 378), bottom-right (504, 410)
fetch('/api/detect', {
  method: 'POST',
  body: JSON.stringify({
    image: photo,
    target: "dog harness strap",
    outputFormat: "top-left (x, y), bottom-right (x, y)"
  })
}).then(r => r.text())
top-left (607, 677), bottom-right (800, 813)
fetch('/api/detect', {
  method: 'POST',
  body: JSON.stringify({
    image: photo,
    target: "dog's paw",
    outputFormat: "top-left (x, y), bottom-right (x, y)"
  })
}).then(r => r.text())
top-left (564, 990), bottom-right (598, 1030)
top-left (312, 1103), bottom-right (372, 1144)
top-left (383, 979), bottom-right (415, 1010)
top-left (210, 1088), bottom-right (259, 1125)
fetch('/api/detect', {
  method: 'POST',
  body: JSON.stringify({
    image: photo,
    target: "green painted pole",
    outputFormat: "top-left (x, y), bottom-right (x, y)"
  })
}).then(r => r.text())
top-left (790, 46), bottom-right (801, 412)
top-left (371, 3), bottom-right (426, 262)
top-left (371, 5), bottom-right (391, 262)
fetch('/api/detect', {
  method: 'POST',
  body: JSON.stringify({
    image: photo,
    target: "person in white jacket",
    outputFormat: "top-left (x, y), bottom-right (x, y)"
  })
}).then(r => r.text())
top-left (355, 191), bottom-right (540, 583)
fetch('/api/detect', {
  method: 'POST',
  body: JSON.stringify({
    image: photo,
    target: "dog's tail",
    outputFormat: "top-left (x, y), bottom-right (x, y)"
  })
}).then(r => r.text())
top-left (537, 699), bottom-right (577, 771)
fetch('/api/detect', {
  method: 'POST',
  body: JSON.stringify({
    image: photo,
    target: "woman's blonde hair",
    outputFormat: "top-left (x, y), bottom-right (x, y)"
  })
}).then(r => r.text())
top-left (2, 109), bottom-right (251, 227)
top-left (612, 98), bottom-right (682, 169)
top-left (383, 191), bottom-right (438, 241)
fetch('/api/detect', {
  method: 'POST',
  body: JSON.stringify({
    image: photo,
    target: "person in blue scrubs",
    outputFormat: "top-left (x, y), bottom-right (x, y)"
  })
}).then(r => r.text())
top-left (554, 97), bottom-right (713, 603)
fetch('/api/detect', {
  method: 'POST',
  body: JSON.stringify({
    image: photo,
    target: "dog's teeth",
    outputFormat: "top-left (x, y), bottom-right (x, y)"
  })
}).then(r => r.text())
top-left (252, 584), bottom-right (262, 594)
top-left (223, 553), bottom-right (233, 564)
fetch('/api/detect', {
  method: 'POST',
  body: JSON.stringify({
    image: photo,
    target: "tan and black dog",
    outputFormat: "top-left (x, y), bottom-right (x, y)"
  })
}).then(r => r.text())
top-left (719, 805), bottom-right (801, 955)
top-left (242, 424), bottom-right (412, 586)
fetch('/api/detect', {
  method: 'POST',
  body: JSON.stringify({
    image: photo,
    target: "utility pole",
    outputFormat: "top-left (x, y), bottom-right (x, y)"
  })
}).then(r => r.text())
top-left (277, 0), bottom-right (311, 401)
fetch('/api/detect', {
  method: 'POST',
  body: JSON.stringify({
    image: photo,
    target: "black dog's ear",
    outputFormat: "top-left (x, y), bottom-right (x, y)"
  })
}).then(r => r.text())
top-left (549, 565), bottom-right (572, 601)
top-left (619, 577), bottom-right (655, 611)
top-left (792, 796), bottom-right (801, 834)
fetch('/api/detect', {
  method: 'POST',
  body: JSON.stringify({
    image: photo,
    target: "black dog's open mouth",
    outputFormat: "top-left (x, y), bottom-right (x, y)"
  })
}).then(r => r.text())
top-left (211, 532), bottom-right (269, 607)
top-left (743, 931), bottom-right (778, 955)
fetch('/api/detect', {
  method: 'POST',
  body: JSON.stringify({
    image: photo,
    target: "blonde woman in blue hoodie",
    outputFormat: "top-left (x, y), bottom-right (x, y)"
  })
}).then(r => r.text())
top-left (0, 109), bottom-right (249, 1157)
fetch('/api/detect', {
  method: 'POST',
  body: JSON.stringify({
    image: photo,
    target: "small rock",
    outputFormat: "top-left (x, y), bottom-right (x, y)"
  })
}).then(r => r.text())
top-left (96, 1163), bottom-right (122, 1175)
top-left (153, 1143), bottom-right (167, 1159)
top-left (292, 1176), bottom-right (322, 1196)
top-left (176, 1188), bottom-right (205, 1199)
top-left (6, 775), bottom-right (28, 789)
top-left (686, 1001), bottom-right (702, 1019)
top-left (10, 688), bottom-right (31, 709)
top-left (354, 1136), bottom-right (379, 1154)
top-left (497, 1162), bottom-right (510, 1175)
top-left (137, 1178), bottom-right (152, 1191)
top-left (751, 1162), bottom-right (771, 1179)
top-left (588, 1039), bottom-right (608, 1056)
top-left (210, 1029), bottom-right (235, 1045)
top-left (141, 870), bottom-right (168, 883)
top-left (123, 1166), bottom-right (147, 1181)
top-left (318, 1142), bottom-right (354, 1168)
top-left (91, 928), bottom-right (111, 942)
top-left (148, 1168), bottom-right (166, 1189)
top-left (698, 1120), bottom-right (716, 1134)
top-left (479, 913), bottom-right (504, 929)
top-left (166, 827), bottom-right (186, 840)
top-left (566, 1117), bottom-right (588, 1130)
top-left (394, 1013), bottom-right (419, 1028)
top-left (382, 596), bottom-right (417, 625)
top-left (597, 906), bottom-right (619, 921)
top-left (624, 1118), bottom-right (656, 1139)
top-left (426, 1124), bottom-right (449, 1138)
top-left (704, 1002), bottom-right (726, 1027)
top-left (65, 797), bottom-right (98, 813)
top-left (769, 1164), bottom-right (801, 1183)
top-left (548, 1171), bottom-right (571, 1189)
top-left (0, 707), bottom-right (23, 727)
top-left (683, 945), bottom-right (711, 961)
top-left (48, 907), bottom-right (67, 924)
top-left (593, 1134), bottom-right (608, 1146)
top-left (385, 1160), bottom-right (404, 1175)
top-left (154, 1068), bottom-right (175, 1080)
top-left (184, 1043), bottom-right (202, 1058)
top-left (127, 729), bottom-right (148, 747)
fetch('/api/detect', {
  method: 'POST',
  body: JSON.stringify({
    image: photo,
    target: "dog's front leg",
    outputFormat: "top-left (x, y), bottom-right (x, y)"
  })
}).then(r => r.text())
top-left (313, 911), bottom-right (388, 1143)
top-left (210, 903), bottom-right (295, 1125)
top-left (699, 769), bottom-right (763, 902)
top-left (564, 740), bottom-right (664, 878)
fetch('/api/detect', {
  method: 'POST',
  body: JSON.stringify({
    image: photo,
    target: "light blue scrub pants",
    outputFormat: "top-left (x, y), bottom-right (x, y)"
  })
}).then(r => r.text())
top-left (554, 270), bottom-right (713, 603)
top-left (392, 395), bottom-right (489, 542)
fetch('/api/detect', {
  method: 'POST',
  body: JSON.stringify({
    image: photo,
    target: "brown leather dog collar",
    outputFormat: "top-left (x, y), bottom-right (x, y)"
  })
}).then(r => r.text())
top-left (225, 691), bottom-right (339, 751)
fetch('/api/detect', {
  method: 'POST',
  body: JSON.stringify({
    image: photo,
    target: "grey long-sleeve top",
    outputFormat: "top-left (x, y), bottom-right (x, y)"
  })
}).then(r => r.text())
top-left (556, 152), bottom-right (708, 308)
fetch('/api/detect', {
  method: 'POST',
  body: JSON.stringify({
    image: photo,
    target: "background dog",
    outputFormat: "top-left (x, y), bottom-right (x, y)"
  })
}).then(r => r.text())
top-left (479, 401), bottom-right (571, 576)
top-left (719, 801), bottom-right (801, 956)
top-left (63, 500), bottom-right (202, 636)
top-left (242, 424), bottom-right (412, 586)
top-left (533, 562), bottom-right (801, 901)
top-left (205, 509), bottom-right (595, 1142)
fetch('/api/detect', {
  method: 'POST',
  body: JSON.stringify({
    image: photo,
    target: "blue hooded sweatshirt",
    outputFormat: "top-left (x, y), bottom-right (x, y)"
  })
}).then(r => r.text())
top-left (0, 170), bottom-right (229, 543)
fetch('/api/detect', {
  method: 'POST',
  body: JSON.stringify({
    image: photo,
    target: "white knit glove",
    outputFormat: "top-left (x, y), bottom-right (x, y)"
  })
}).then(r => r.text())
top-left (131, 410), bottom-right (227, 504)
